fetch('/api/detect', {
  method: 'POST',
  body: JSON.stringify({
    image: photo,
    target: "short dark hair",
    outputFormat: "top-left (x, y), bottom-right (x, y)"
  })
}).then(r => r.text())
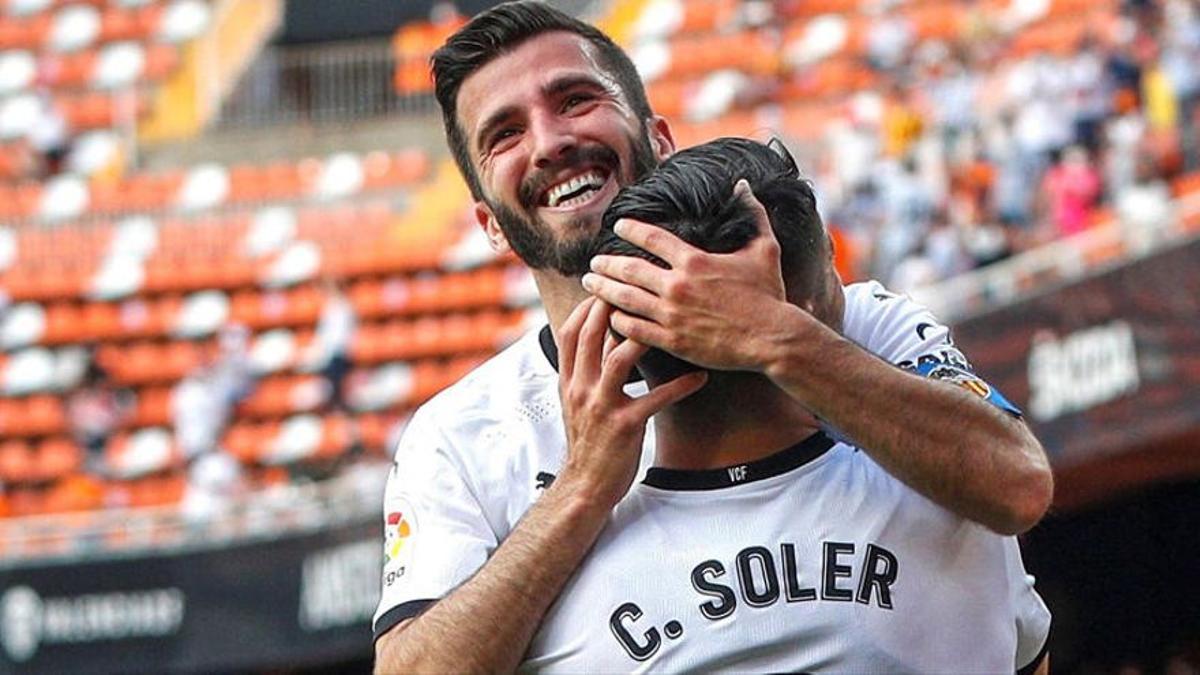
top-left (594, 137), bottom-right (828, 302)
top-left (431, 1), bottom-right (654, 200)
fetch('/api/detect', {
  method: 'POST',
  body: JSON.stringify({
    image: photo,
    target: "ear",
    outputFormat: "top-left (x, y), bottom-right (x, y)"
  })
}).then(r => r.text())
top-left (474, 201), bottom-right (511, 254)
top-left (648, 115), bottom-right (675, 162)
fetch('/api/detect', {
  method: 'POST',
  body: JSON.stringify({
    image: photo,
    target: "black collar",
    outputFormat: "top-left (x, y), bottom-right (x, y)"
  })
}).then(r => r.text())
top-left (538, 324), bottom-right (644, 383)
top-left (642, 432), bottom-right (836, 491)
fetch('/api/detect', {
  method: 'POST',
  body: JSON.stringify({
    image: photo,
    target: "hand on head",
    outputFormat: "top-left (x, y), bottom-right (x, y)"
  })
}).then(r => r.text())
top-left (584, 179), bottom-right (802, 373)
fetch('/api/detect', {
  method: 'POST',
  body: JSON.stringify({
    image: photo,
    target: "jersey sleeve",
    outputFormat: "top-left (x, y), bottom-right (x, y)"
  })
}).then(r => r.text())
top-left (372, 409), bottom-right (498, 641)
top-left (841, 280), bottom-right (1021, 417)
top-left (1004, 538), bottom-right (1052, 672)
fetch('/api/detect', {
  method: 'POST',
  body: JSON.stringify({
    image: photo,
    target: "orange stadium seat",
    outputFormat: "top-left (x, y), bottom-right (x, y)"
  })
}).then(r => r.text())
top-left (314, 413), bottom-right (353, 461)
top-left (141, 42), bottom-right (179, 81)
top-left (0, 439), bottom-right (36, 485)
top-left (679, 0), bottom-right (738, 35)
top-left (41, 472), bottom-right (104, 514)
top-left (31, 437), bottom-right (82, 483)
top-left (223, 422), bottom-right (265, 465)
top-left (131, 386), bottom-right (173, 428)
top-left (80, 301), bottom-right (121, 341)
top-left (0, 400), bottom-right (22, 439)
top-left (23, 395), bottom-right (66, 437)
top-left (98, 4), bottom-right (140, 42)
top-left (127, 472), bottom-right (186, 508)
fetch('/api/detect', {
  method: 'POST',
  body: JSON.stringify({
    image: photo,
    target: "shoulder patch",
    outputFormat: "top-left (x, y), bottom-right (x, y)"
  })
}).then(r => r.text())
top-left (912, 361), bottom-right (1022, 417)
top-left (383, 497), bottom-right (418, 588)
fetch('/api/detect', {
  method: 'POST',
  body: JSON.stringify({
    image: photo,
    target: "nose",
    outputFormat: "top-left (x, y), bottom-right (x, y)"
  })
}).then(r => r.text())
top-left (529, 109), bottom-right (577, 169)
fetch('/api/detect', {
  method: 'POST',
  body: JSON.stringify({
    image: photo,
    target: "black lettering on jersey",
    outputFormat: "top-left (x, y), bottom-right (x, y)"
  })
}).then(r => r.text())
top-left (780, 543), bottom-right (817, 602)
top-left (736, 546), bottom-right (780, 608)
top-left (856, 544), bottom-right (899, 610)
top-left (821, 542), bottom-right (855, 602)
top-left (609, 602), bottom-right (661, 662)
top-left (691, 560), bottom-right (737, 620)
top-left (535, 472), bottom-right (556, 490)
top-left (916, 322), bottom-right (934, 341)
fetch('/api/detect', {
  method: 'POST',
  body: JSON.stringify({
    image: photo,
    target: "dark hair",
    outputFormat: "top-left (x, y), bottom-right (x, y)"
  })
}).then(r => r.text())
top-left (595, 137), bottom-right (828, 301)
top-left (431, 1), bottom-right (654, 200)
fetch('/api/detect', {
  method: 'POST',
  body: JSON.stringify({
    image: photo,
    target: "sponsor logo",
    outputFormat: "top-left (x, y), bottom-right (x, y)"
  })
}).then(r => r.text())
top-left (299, 540), bottom-right (381, 632)
top-left (0, 586), bottom-right (184, 663)
top-left (1028, 321), bottom-right (1139, 421)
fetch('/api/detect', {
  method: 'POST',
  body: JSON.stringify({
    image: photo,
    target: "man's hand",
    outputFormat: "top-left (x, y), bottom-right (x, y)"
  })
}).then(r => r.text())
top-left (584, 180), bottom-right (804, 372)
top-left (556, 297), bottom-right (707, 508)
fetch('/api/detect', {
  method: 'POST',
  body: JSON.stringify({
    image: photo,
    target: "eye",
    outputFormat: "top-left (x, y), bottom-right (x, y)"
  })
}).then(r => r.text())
top-left (488, 127), bottom-right (520, 152)
top-left (563, 92), bottom-right (594, 111)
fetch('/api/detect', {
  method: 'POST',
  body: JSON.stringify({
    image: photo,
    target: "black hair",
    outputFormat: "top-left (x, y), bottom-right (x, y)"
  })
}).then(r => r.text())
top-left (431, 1), bottom-right (654, 200)
top-left (594, 137), bottom-right (828, 302)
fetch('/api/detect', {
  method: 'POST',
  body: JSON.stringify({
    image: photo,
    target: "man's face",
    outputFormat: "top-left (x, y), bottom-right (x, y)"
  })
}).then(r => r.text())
top-left (456, 31), bottom-right (668, 276)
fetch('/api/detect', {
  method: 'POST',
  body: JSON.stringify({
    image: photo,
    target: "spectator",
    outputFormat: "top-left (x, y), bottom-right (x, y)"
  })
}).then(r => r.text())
top-left (875, 155), bottom-right (935, 280)
top-left (1068, 36), bottom-right (1115, 153)
top-left (985, 112), bottom-right (1039, 233)
top-left (302, 277), bottom-right (357, 412)
top-left (1041, 145), bottom-right (1103, 238)
top-left (26, 87), bottom-right (70, 178)
top-left (1115, 156), bottom-right (1176, 252)
top-left (172, 363), bottom-right (225, 461)
top-left (1161, 0), bottom-right (1200, 168)
top-left (172, 326), bottom-right (255, 460)
top-left (66, 351), bottom-right (133, 472)
top-left (180, 448), bottom-right (246, 525)
top-left (866, 2), bottom-right (915, 71)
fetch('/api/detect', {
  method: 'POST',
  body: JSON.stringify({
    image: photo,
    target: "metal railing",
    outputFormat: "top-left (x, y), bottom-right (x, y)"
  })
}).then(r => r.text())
top-left (0, 461), bottom-right (389, 567)
top-left (911, 192), bottom-right (1200, 322)
top-left (214, 39), bottom-right (437, 129)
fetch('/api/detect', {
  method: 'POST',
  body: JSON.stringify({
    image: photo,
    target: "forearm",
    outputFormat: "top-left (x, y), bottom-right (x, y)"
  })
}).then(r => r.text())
top-left (374, 480), bottom-right (611, 674)
top-left (763, 307), bottom-right (1053, 534)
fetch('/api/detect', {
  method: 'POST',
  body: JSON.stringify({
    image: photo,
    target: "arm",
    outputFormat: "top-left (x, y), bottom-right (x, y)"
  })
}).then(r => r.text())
top-left (374, 299), bottom-right (705, 673)
top-left (759, 307), bottom-right (1052, 535)
top-left (374, 474), bottom-right (624, 673)
top-left (584, 181), bottom-right (1052, 535)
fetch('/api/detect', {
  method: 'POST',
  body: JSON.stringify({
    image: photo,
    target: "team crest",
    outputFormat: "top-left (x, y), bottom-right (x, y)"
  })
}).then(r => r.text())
top-left (926, 365), bottom-right (992, 399)
top-left (383, 497), bottom-right (417, 586)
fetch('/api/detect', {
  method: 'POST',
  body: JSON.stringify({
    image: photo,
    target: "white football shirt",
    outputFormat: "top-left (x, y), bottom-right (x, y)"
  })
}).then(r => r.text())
top-left (373, 280), bottom-right (1049, 670)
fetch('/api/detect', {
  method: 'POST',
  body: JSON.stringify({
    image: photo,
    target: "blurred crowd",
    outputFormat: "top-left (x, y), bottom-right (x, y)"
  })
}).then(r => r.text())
top-left (55, 278), bottom-right (361, 523)
top-left (809, 0), bottom-right (1200, 290)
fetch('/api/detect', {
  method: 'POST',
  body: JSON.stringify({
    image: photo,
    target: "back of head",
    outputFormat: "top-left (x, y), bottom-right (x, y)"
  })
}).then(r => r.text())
top-left (431, 1), bottom-right (652, 200)
top-left (593, 137), bottom-right (829, 384)
top-left (595, 137), bottom-right (827, 303)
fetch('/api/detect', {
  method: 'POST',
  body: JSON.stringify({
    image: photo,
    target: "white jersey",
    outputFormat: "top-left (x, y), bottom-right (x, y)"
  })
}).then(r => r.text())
top-left (373, 280), bottom-right (1049, 670)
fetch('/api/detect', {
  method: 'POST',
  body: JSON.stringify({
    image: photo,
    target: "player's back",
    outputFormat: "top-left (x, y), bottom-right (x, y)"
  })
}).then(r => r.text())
top-left (522, 435), bottom-right (1049, 673)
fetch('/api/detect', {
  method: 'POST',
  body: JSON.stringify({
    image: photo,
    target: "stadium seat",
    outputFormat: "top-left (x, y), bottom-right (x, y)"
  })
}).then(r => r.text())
top-left (31, 436), bottom-right (82, 483)
top-left (0, 438), bottom-right (36, 484)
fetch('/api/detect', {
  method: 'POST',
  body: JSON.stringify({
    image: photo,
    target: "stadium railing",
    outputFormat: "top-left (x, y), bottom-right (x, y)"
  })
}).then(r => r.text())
top-left (217, 39), bottom-right (436, 129)
top-left (913, 177), bottom-right (1200, 321)
top-left (0, 458), bottom-right (387, 565)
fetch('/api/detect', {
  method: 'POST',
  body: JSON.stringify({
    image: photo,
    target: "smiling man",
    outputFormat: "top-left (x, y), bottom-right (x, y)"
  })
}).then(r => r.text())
top-left (372, 3), bottom-right (1052, 672)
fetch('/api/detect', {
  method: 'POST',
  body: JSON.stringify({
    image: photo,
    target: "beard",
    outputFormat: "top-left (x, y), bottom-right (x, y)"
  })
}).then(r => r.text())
top-left (485, 129), bottom-right (659, 277)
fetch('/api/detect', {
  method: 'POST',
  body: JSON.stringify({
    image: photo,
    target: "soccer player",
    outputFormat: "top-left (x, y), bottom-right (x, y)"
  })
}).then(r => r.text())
top-left (523, 136), bottom-right (1050, 670)
top-left (373, 3), bottom-right (1052, 671)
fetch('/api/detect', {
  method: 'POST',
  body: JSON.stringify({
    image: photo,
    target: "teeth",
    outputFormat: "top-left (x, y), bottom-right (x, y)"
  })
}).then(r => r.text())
top-left (547, 171), bottom-right (605, 207)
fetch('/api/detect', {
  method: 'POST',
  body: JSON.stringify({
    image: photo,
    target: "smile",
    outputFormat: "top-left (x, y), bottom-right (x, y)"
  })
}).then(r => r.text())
top-left (539, 168), bottom-right (613, 210)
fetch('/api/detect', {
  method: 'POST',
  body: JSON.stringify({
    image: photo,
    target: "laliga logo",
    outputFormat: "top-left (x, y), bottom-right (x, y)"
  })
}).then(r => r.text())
top-left (381, 498), bottom-right (417, 588)
top-left (384, 510), bottom-right (413, 563)
top-left (1, 586), bottom-right (43, 663)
